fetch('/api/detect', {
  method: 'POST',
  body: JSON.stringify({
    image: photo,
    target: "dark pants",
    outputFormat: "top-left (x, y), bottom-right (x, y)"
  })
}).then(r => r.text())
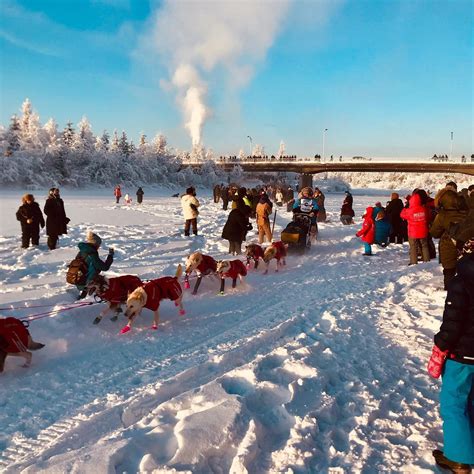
top-left (21, 226), bottom-right (40, 248)
top-left (47, 234), bottom-right (59, 250)
top-left (228, 241), bottom-right (242, 255)
top-left (222, 200), bottom-right (229, 211)
top-left (116, 197), bottom-right (120, 203)
top-left (408, 237), bottom-right (429, 264)
top-left (443, 268), bottom-right (456, 290)
top-left (184, 219), bottom-right (197, 236)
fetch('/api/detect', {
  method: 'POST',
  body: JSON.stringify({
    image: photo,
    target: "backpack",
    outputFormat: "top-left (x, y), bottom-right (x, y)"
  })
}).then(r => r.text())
top-left (66, 253), bottom-right (89, 286)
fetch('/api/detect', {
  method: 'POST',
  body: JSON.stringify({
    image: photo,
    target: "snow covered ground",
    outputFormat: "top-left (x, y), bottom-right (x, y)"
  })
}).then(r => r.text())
top-left (0, 187), bottom-right (449, 473)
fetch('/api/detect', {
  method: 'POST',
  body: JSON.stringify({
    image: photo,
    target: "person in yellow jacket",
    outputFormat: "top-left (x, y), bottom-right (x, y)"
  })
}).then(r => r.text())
top-left (256, 193), bottom-right (273, 244)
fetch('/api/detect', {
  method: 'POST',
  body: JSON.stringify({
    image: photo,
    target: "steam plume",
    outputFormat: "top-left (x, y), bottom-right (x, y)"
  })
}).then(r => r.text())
top-left (148, 0), bottom-right (292, 146)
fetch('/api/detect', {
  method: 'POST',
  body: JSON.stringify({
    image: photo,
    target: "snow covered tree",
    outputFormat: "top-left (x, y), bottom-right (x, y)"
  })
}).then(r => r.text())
top-left (152, 133), bottom-right (167, 155)
top-left (278, 140), bottom-right (286, 158)
top-left (128, 140), bottom-right (136, 156)
top-left (138, 133), bottom-right (147, 154)
top-left (238, 149), bottom-right (246, 160)
top-left (95, 130), bottom-right (110, 153)
top-left (205, 147), bottom-right (215, 161)
top-left (119, 131), bottom-right (129, 156)
top-left (19, 98), bottom-right (43, 150)
top-left (63, 122), bottom-right (75, 149)
top-left (72, 116), bottom-right (95, 153)
top-left (110, 130), bottom-right (120, 153)
top-left (5, 115), bottom-right (21, 155)
top-left (253, 144), bottom-right (264, 157)
top-left (43, 118), bottom-right (62, 154)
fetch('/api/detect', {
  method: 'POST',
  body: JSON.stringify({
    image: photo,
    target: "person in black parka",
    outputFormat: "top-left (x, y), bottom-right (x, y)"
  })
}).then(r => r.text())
top-left (44, 187), bottom-right (69, 250)
top-left (385, 192), bottom-right (405, 244)
top-left (136, 187), bottom-right (144, 204)
top-left (221, 186), bottom-right (230, 210)
top-left (16, 193), bottom-right (45, 248)
top-left (222, 205), bottom-right (252, 255)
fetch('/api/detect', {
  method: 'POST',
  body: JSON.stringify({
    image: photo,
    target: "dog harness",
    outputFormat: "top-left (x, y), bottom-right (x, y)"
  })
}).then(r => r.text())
top-left (100, 275), bottom-right (143, 303)
top-left (272, 241), bottom-right (287, 260)
top-left (220, 260), bottom-right (248, 280)
top-left (197, 255), bottom-right (217, 275)
top-left (143, 277), bottom-right (182, 311)
top-left (248, 245), bottom-right (264, 260)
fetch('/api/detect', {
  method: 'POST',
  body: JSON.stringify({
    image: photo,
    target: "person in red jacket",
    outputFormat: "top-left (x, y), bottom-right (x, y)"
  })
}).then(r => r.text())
top-left (356, 206), bottom-right (375, 255)
top-left (114, 185), bottom-right (122, 204)
top-left (400, 193), bottom-right (430, 265)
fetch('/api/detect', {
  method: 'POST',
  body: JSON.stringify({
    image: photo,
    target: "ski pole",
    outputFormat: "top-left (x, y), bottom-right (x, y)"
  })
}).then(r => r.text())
top-left (271, 209), bottom-right (277, 239)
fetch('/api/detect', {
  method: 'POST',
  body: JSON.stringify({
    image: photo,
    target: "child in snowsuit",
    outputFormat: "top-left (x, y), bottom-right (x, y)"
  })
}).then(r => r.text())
top-left (356, 206), bottom-right (375, 255)
top-left (374, 210), bottom-right (391, 247)
top-left (16, 194), bottom-right (45, 248)
top-left (429, 238), bottom-right (474, 472)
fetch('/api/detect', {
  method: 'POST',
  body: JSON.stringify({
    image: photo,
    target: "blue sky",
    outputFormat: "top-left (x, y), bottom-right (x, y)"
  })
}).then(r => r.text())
top-left (0, 0), bottom-right (472, 157)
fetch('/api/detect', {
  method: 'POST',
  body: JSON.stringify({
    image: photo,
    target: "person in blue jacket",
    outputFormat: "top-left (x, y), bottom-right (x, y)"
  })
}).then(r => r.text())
top-left (374, 209), bottom-right (391, 247)
top-left (77, 231), bottom-right (114, 298)
top-left (293, 187), bottom-right (320, 241)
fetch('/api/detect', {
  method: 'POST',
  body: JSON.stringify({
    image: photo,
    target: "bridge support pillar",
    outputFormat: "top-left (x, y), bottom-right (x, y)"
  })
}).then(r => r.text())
top-left (299, 173), bottom-right (313, 191)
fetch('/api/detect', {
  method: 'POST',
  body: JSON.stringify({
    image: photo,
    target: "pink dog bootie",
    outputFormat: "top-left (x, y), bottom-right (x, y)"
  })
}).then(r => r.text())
top-left (120, 326), bottom-right (131, 334)
top-left (184, 280), bottom-right (190, 289)
top-left (150, 324), bottom-right (158, 330)
top-left (179, 309), bottom-right (186, 316)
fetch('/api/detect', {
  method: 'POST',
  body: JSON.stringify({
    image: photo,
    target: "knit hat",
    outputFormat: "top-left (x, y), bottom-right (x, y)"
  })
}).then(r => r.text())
top-left (86, 231), bottom-right (102, 247)
top-left (186, 187), bottom-right (195, 195)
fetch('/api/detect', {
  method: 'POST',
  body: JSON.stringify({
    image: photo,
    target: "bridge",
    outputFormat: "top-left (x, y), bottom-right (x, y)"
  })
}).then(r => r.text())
top-left (183, 159), bottom-right (474, 176)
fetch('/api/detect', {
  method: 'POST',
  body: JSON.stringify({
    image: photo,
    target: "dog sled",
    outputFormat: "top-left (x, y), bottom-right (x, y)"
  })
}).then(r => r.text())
top-left (281, 213), bottom-right (312, 254)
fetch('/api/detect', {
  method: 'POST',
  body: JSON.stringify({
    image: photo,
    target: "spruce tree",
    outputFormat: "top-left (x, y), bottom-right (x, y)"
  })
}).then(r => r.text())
top-left (6, 115), bottom-right (21, 155)
top-left (63, 122), bottom-right (75, 149)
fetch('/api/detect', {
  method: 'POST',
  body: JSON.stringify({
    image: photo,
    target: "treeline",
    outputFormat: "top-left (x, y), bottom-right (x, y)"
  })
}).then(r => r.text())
top-left (0, 99), bottom-right (236, 188)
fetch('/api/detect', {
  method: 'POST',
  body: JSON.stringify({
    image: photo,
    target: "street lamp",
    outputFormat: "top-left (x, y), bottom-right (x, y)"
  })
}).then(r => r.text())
top-left (247, 135), bottom-right (253, 157)
top-left (450, 131), bottom-right (453, 161)
top-left (322, 128), bottom-right (328, 161)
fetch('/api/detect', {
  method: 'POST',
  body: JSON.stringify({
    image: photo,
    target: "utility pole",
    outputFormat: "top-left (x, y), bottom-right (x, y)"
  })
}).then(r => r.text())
top-left (450, 131), bottom-right (453, 161)
top-left (247, 135), bottom-right (253, 157)
top-left (322, 128), bottom-right (328, 161)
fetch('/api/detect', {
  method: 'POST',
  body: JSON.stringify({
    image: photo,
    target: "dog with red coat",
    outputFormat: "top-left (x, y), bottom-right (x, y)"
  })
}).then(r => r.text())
top-left (122, 265), bottom-right (185, 333)
top-left (216, 259), bottom-right (247, 294)
top-left (262, 241), bottom-right (288, 274)
top-left (87, 274), bottom-right (143, 324)
top-left (245, 243), bottom-right (265, 269)
top-left (184, 252), bottom-right (218, 295)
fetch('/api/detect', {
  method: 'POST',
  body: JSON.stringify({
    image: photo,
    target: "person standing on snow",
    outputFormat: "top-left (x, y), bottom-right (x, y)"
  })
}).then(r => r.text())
top-left (222, 206), bottom-right (252, 255)
top-left (429, 238), bottom-right (474, 473)
top-left (340, 190), bottom-right (355, 225)
top-left (44, 188), bottom-right (69, 250)
top-left (356, 206), bottom-right (375, 255)
top-left (16, 194), bottom-right (45, 248)
top-left (76, 231), bottom-right (114, 298)
top-left (181, 187), bottom-right (200, 236)
top-left (136, 187), bottom-right (144, 204)
top-left (400, 192), bottom-right (430, 265)
top-left (114, 185), bottom-right (122, 204)
top-left (256, 192), bottom-right (273, 244)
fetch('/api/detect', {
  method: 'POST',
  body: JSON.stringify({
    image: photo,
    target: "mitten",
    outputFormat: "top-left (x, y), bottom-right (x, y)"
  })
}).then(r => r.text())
top-left (427, 345), bottom-right (449, 379)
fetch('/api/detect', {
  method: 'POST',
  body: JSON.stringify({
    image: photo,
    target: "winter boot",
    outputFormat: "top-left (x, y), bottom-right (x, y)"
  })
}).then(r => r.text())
top-left (432, 450), bottom-right (471, 473)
